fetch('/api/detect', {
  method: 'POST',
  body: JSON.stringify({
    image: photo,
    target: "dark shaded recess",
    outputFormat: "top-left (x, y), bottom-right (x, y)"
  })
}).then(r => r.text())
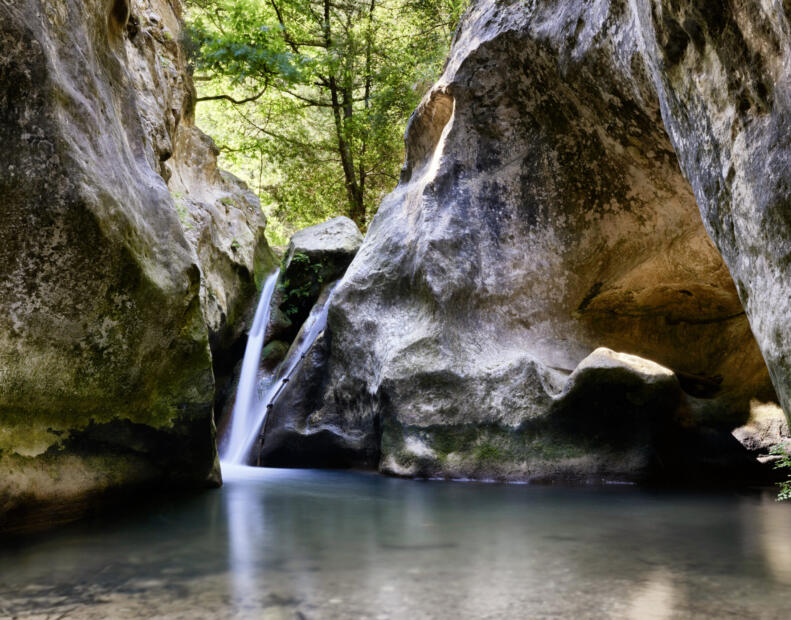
top-left (693, 0), bottom-right (728, 36)
top-left (682, 18), bottom-right (705, 51)
top-left (0, 481), bottom-right (207, 539)
top-left (0, 415), bottom-right (217, 535)
top-left (208, 263), bottom-right (259, 426)
top-left (211, 332), bottom-right (247, 430)
top-left (276, 249), bottom-right (356, 344)
top-left (260, 428), bottom-right (374, 469)
top-left (127, 13), bottom-right (140, 39)
top-left (548, 367), bottom-right (680, 454)
top-left (577, 281), bottom-right (604, 313)
top-left (653, 426), bottom-right (779, 487)
top-left (61, 416), bottom-right (217, 483)
top-left (110, 0), bottom-right (131, 28)
top-left (676, 370), bottom-right (723, 398)
top-left (661, 14), bottom-right (690, 66)
top-left (544, 366), bottom-right (776, 485)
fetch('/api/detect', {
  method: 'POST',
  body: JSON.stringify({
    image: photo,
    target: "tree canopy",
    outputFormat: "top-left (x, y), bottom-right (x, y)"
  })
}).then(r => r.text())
top-left (184, 0), bottom-right (465, 241)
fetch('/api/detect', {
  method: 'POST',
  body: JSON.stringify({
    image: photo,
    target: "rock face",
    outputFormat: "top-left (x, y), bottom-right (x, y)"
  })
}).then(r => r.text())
top-left (285, 216), bottom-right (365, 262)
top-left (378, 347), bottom-right (686, 480)
top-left (0, 0), bottom-right (273, 528)
top-left (168, 125), bottom-right (277, 420)
top-left (263, 0), bottom-right (787, 481)
top-left (732, 402), bottom-right (791, 463)
top-left (637, 1), bottom-right (791, 420)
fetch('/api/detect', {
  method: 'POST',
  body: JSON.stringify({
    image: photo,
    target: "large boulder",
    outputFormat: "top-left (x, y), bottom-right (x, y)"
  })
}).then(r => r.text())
top-left (261, 0), bottom-right (787, 481)
top-left (267, 217), bottom-right (363, 343)
top-left (0, 0), bottom-right (273, 529)
top-left (380, 348), bottom-right (684, 481)
top-left (260, 290), bottom-right (379, 470)
top-left (732, 402), bottom-right (791, 463)
top-left (284, 216), bottom-right (364, 265)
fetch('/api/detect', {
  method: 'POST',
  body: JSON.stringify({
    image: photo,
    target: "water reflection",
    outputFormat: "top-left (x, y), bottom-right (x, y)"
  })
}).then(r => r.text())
top-left (626, 570), bottom-right (675, 619)
top-left (757, 499), bottom-right (791, 585)
top-left (225, 472), bottom-right (266, 605)
top-left (1, 469), bottom-right (790, 618)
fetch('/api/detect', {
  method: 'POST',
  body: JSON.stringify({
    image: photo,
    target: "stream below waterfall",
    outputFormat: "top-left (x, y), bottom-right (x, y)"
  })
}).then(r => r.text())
top-left (2, 467), bottom-right (791, 618)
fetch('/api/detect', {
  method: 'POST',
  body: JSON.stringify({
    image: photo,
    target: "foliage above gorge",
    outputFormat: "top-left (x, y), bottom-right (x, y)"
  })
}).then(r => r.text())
top-left (184, 0), bottom-right (465, 241)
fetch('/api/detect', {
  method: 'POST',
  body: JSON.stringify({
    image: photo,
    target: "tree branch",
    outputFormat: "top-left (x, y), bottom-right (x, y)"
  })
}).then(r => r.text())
top-left (270, 0), bottom-right (302, 54)
top-left (196, 86), bottom-right (268, 106)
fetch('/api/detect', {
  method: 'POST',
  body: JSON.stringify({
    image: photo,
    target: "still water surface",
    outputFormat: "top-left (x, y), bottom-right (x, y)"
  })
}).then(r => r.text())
top-left (2, 466), bottom-right (791, 619)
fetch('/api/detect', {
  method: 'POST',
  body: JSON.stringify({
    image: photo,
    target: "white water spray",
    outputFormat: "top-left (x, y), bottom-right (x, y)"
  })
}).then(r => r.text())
top-left (221, 271), bottom-right (279, 464)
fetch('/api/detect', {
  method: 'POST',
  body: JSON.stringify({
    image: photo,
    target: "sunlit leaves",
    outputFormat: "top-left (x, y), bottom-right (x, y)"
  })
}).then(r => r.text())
top-left (185, 0), bottom-right (465, 238)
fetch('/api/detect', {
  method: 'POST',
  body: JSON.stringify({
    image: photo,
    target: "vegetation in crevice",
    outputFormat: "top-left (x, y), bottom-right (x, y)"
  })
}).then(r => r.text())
top-left (278, 252), bottom-right (324, 319)
top-left (771, 445), bottom-right (791, 500)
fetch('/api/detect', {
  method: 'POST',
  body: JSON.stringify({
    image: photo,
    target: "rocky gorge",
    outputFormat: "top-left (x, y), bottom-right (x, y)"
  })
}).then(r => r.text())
top-left (2, 0), bottom-right (791, 534)
top-left (0, 0), bottom-right (275, 530)
top-left (258, 0), bottom-right (791, 483)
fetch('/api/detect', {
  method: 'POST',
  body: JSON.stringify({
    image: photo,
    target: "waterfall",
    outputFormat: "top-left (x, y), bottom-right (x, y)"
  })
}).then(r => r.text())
top-left (221, 271), bottom-right (279, 465)
top-left (221, 279), bottom-right (338, 466)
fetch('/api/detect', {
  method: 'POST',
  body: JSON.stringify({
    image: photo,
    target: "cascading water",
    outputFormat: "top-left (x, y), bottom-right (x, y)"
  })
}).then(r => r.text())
top-left (221, 271), bottom-right (279, 464)
top-left (221, 278), bottom-right (338, 466)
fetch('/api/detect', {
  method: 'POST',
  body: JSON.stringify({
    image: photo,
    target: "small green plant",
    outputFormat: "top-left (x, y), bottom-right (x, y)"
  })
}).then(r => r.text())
top-left (231, 238), bottom-right (241, 251)
top-left (770, 445), bottom-right (791, 501)
top-left (277, 252), bottom-right (323, 317)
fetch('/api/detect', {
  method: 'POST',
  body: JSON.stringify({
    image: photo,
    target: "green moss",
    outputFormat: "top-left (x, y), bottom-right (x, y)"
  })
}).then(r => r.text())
top-left (474, 442), bottom-right (504, 463)
top-left (431, 425), bottom-right (480, 458)
top-left (253, 250), bottom-right (276, 290)
top-left (173, 198), bottom-right (194, 231)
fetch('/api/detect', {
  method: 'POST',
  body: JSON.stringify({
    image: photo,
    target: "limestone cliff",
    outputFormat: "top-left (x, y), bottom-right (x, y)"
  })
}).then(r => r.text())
top-left (262, 0), bottom-right (789, 482)
top-left (0, 0), bottom-right (274, 529)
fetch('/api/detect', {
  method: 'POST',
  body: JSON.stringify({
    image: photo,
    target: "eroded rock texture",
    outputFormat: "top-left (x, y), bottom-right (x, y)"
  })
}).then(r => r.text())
top-left (0, 0), bottom-right (273, 528)
top-left (263, 0), bottom-right (788, 481)
top-left (637, 0), bottom-right (791, 417)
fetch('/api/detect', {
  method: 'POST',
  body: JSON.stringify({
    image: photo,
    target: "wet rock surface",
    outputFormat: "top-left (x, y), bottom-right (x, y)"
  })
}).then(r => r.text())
top-left (267, 0), bottom-right (789, 481)
top-left (0, 0), bottom-right (272, 528)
